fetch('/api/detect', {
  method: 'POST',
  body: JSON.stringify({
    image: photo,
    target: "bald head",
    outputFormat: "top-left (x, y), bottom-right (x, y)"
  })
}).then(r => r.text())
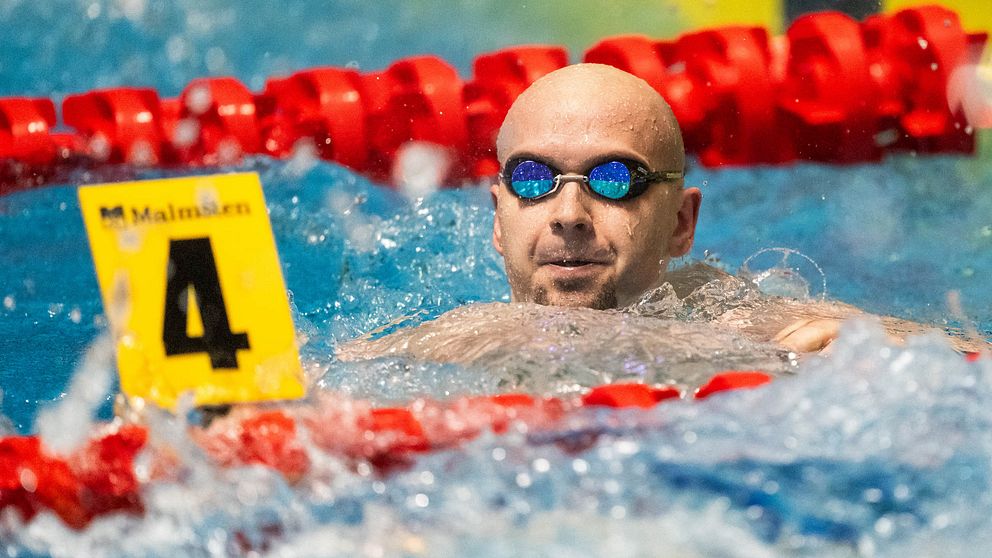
top-left (496, 63), bottom-right (685, 174)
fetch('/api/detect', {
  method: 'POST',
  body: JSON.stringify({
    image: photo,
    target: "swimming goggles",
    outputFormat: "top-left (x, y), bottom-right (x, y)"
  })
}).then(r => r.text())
top-left (499, 158), bottom-right (683, 201)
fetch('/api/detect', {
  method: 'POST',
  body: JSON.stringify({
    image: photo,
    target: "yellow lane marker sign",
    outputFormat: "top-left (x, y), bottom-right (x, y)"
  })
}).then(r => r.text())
top-left (78, 172), bottom-right (305, 410)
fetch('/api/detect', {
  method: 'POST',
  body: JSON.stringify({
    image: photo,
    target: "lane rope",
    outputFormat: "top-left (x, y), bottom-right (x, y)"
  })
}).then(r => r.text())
top-left (0, 5), bottom-right (987, 194)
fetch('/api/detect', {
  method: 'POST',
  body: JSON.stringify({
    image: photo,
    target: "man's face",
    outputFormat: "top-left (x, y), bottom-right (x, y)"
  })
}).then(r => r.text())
top-left (491, 66), bottom-right (700, 309)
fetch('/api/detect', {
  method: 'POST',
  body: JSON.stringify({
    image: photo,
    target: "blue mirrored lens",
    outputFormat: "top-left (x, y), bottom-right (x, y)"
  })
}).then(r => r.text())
top-left (588, 161), bottom-right (632, 199)
top-left (510, 160), bottom-right (555, 199)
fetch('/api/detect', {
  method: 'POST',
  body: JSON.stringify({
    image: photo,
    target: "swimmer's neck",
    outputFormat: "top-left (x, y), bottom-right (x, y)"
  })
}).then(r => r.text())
top-left (504, 262), bottom-right (728, 309)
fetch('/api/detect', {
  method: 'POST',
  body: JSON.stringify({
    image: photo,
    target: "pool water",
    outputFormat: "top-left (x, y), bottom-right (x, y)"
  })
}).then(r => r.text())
top-left (3, 153), bottom-right (991, 432)
top-left (2, 153), bottom-right (992, 557)
top-left (3, 1), bottom-right (992, 556)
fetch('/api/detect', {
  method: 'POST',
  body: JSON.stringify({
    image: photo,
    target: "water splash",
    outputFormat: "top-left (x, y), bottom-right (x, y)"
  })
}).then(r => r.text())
top-left (391, 141), bottom-right (450, 201)
top-left (8, 319), bottom-right (992, 557)
top-left (740, 248), bottom-right (827, 301)
top-left (948, 64), bottom-right (992, 130)
top-left (34, 334), bottom-right (115, 455)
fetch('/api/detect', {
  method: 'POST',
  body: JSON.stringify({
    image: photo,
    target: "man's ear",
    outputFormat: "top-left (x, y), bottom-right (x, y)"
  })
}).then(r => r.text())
top-left (490, 183), bottom-right (504, 256)
top-left (668, 186), bottom-right (701, 257)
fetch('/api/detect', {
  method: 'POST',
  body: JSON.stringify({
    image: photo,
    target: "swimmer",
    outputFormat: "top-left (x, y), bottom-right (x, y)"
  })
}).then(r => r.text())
top-left (339, 64), bottom-right (983, 364)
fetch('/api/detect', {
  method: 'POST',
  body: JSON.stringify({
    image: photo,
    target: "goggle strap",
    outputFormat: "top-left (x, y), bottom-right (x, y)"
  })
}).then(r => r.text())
top-left (638, 170), bottom-right (683, 183)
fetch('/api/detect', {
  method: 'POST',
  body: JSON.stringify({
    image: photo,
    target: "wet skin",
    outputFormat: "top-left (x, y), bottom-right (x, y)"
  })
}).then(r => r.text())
top-left (491, 64), bottom-right (700, 309)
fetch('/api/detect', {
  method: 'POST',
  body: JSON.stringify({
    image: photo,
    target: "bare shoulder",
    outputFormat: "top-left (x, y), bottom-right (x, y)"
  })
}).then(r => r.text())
top-left (722, 296), bottom-right (988, 354)
top-left (335, 299), bottom-right (798, 387)
top-left (336, 263), bottom-right (989, 364)
top-left (658, 262), bottom-right (989, 354)
top-left (336, 303), bottom-right (544, 363)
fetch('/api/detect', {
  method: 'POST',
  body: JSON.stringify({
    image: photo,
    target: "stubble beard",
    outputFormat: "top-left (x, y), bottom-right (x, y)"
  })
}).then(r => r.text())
top-left (531, 276), bottom-right (618, 310)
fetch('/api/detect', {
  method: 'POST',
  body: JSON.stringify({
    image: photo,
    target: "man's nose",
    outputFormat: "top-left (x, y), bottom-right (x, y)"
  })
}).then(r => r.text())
top-left (549, 177), bottom-right (594, 234)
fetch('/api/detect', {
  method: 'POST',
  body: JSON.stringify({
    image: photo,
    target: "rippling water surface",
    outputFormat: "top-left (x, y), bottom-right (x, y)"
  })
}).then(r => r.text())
top-left (1, 153), bottom-right (991, 557)
top-left (3, 1), bottom-right (992, 556)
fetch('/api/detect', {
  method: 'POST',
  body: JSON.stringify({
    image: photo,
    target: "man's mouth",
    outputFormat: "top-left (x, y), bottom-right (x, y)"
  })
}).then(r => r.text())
top-left (553, 260), bottom-right (595, 267)
top-left (539, 258), bottom-right (607, 267)
top-left (535, 250), bottom-right (613, 281)
top-left (538, 258), bottom-right (610, 275)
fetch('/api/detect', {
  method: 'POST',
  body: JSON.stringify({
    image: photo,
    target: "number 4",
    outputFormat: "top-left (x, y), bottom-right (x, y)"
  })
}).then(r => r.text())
top-left (162, 237), bottom-right (250, 369)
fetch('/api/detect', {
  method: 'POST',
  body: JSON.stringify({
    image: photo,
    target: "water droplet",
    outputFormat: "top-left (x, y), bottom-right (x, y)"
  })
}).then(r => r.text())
top-left (491, 447), bottom-right (506, 461)
top-left (893, 484), bottom-right (911, 501)
top-left (19, 468), bottom-right (38, 492)
top-left (746, 505), bottom-right (764, 519)
top-left (119, 0), bottom-right (146, 21)
top-left (515, 472), bottom-right (532, 487)
top-left (874, 515), bottom-right (894, 536)
top-left (88, 133), bottom-right (112, 161)
top-left (127, 139), bottom-right (156, 166)
top-left (165, 35), bottom-right (189, 63)
top-left (172, 118), bottom-right (200, 148)
top-left (185, 85), bottom-right (212, 116)
top-left (205, 47), bottom-right (227, 73)
top-left (216, 138), bottom-right (242, 165)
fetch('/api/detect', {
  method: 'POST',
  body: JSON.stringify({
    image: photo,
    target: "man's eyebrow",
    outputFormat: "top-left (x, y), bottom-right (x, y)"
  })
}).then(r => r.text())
top-left (503, 152), bottom-right (555, 167)
top-left (503, 151), bottom-right (652, 171)
top-left (586, 152), bottom-right (651, 169)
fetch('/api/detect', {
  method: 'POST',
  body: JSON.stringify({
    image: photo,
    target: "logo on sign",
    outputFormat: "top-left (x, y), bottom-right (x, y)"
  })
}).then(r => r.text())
top-left (99, 200), bottom-right (250, 228)
top-left (100, 205), bottom-right (125, 227)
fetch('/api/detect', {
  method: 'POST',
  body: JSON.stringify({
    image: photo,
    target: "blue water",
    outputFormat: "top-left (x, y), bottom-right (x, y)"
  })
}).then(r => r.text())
top-left (2, 154), bottom-right (992, 557)
top-left (3, 1), bottom-right (992, 556)
top-left (3, 154), bottom-right (990, 433)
